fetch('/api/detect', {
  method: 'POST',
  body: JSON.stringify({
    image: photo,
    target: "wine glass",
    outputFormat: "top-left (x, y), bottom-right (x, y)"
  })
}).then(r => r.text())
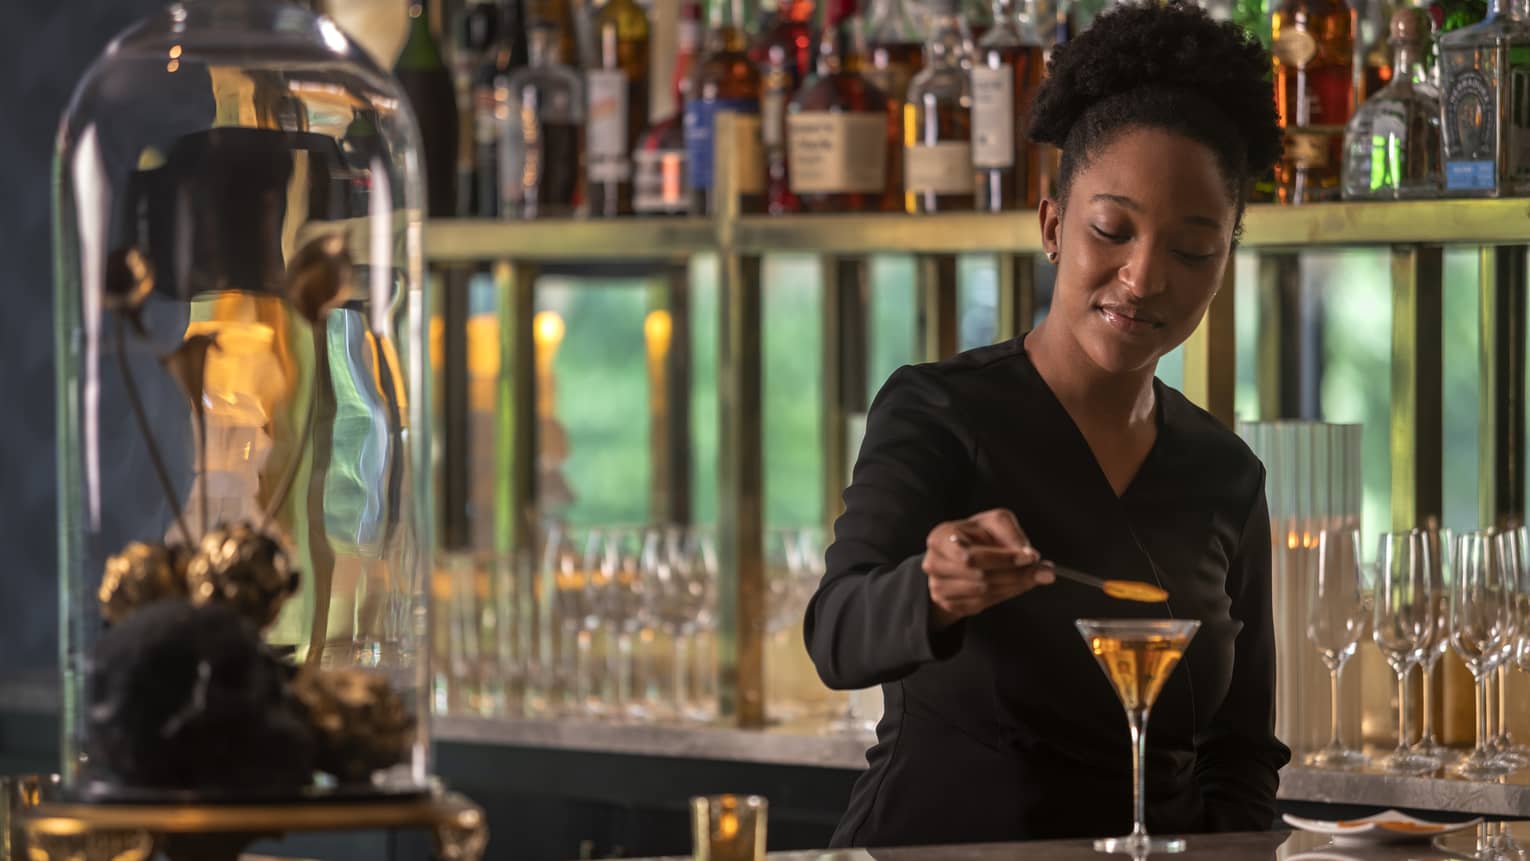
top-left (1413, 526), bottom-right (1455, 760)
top-left (1372, 530), bottom-right (1439, 774)
top-left (1076, 618), bottom-right (1201, 856)
top-left (1450, 530), bottom-right (1516, 779)
top-left (599, 527), bottom-right (651, 721)
top-left (1305, 528), bottom-right (1370, 768)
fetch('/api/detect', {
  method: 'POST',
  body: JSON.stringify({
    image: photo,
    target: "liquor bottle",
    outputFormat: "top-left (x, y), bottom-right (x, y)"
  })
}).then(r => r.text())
top-left (1438, 0), bottom-right (1530, 196)
top-left (904, 0), bottom-right (975, 212)
top-left (964, 0), bottom-right (994, 43)
top-left (502, 25), bottom-right (587, 217)
top-left (397, 1), bottom-right (460, 216)
top-left (1270, 0), bottom-right (1355, 203)
top-left (452, 0), bottom-right (498, 213)
top-left (471, 0), bottom-right (532, 216)
top-left (686, 0), bottom-right (767, 214)
top-left (1342, 9), bottom-right (1442, 198)
top-left (863, 0), bottom-right (926, 104)
top-left (587, 0), bottom-right (652, 215)
top-left (634, 0), bottom-right (702, 215)
top-left (753, 0), bottom-right (817, 213)
top-left (1355, 0), bottom-right (1396, 101)
top-left (972, 0), bottom-right (1044, 210)
top-left (787, 0), bottom-right (892, 211)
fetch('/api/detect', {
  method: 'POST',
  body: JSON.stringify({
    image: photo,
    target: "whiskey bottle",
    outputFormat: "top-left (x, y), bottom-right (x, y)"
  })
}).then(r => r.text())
top-left (1342, 9), bottom-right (1442, 198)
top-left (502, 25), bottom-right (587, 217)
top-left (1271, 0), bottom-right (1355, 203)
top-left (587, 0), bottom-right (651, 215)
top-left (904, 0), bottom-right (975, 212)
top-left (972, 0), bottom-right (1044, 210)
top-left (753, 0), bottom-right (817, 213)
top-left (787, 0), bottom-right (892, 211)
top-left (686, 0), bottom-right (767, 213)
top-left (470, 0), bottom-right (531, 216)
top-left (1438, 0), bottom-right (1530, 195)
top-left (634, 0), bottom-right (702, 215)
top-left (863, 0), bottom-right (926, 104)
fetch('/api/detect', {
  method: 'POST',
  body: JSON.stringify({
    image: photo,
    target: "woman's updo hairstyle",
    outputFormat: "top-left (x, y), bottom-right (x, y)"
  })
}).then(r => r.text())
top-left (1028, 1), bottom-right (1282, 232)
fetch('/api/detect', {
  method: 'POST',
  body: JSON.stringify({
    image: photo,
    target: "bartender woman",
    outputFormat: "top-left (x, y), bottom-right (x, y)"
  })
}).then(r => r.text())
top-left (804, 1), bottom-right (1290, 848)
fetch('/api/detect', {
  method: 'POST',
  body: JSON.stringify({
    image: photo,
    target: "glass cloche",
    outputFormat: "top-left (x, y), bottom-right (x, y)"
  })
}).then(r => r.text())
top-left (54, 0), bottom-right (430, 800)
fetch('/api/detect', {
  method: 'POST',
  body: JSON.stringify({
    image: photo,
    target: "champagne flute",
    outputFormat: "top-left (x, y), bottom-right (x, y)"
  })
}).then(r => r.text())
top-left (1373, 530), bottom-right (1439, 774)
top-left (1305, 528), bottom-right (1370, 768)
top-left (1076, 618), bottom-right (1200, 856)
top-left (1491, 526), bottom-right (1529, 766)
top-left (1414, 526), bottom-right (1455, 760)
top-left (1450, 530), bottom-right (1515, 779)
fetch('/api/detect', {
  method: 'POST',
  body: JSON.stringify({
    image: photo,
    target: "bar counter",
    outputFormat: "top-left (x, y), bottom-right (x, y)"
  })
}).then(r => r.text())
top-left (436, 714), bottom-right (1530, 819)
top-left (622, 826), bottom-right (1512, 860)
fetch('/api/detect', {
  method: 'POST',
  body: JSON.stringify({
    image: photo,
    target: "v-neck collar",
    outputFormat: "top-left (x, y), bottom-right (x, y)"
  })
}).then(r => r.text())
top-left (1015, 343), bottom-right (1168, 504)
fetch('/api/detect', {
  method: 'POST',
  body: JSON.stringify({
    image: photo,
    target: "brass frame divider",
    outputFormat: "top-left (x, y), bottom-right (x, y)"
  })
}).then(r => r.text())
top-left (1479, 246), bottom-right (1527, 529)
top-left (918, 254), bottom-right (960, 362)
top-left (712, 113), bottom-right (767, 728)
top-left (1388, 245), bottom-right (1443, 532)
top-left (995, 253), bottom-right (1036, 341)
top-left (1182, 265), bottom-right (1238, 426)
top-left (822, 257), bottom-right (870, 531)
top-left (441, 265), bottom-right (472, 549)
top-left (494, 261), bottom-right (539, 558)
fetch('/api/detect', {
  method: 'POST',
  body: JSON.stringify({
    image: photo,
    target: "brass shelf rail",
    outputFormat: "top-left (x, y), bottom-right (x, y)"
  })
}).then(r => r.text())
top-left (424, 113), bottom-right (1529, 730)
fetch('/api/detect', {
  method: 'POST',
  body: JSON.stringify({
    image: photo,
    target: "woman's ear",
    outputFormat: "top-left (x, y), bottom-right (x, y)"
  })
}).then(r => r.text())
top-left (1040, 197), bottom-right (1061, 263)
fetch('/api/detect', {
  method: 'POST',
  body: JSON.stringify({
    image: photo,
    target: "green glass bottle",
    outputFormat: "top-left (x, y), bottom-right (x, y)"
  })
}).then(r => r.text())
top-left (397, 2), bottom-right (460, 216)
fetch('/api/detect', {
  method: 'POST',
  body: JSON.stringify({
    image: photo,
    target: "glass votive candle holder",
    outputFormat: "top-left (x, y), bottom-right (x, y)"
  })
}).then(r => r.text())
top-left (691, 794), bottom-right (767, 861)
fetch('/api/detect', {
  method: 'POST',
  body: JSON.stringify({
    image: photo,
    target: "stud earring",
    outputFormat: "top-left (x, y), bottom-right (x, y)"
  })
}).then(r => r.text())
top-left (1046, 250), bottom-right (1058, 263)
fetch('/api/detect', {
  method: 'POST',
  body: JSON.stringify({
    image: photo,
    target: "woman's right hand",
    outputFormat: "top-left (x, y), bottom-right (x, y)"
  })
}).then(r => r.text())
top-left (923, 509), bottom-right (1053, 630)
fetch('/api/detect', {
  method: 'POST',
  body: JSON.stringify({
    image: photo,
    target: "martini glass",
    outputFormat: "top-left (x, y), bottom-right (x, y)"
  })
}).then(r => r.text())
top-left (1077, 618), bottom-right (1201, 856)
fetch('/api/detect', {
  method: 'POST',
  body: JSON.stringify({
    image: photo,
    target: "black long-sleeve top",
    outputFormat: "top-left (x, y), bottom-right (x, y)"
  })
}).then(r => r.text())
top-left (804, 338), bottom-right (1290, 848)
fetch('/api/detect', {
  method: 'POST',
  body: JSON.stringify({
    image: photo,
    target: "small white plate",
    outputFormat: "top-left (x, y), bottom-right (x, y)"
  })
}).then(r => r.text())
top-left (1283, 810), bottom-right (1483, 845)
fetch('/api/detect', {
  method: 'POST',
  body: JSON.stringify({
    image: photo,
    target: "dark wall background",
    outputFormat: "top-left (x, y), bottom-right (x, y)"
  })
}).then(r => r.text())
top-left (0, 0), bottom-right (168, 684)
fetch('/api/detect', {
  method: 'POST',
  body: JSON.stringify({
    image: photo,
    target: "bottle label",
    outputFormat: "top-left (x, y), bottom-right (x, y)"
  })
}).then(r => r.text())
top-left (1285, 127), bottom-right (1340, 169)
top-left (905, 142), bottom-right (975, 194)
top-left (1443, 64), bottom-right (1495, 182)
top-left (685, 99), bottom-right (764, 192)
top-left (474, 82), bottom-right (500, 146)
top-left (786, 112), bottom-right (888, 194)
top-left (1445, 160), bottom-right (1495, 190)
top-left (587, 69), bottom-right (629, 167)
top-left (634, 148), bottom-right (689, 213)
top-left (972, 65), bottom-right (1015, 169)
top-left (763, 83), bottom-right (790, 148)
top-left (1273, 28), bottom-right (1318, 68)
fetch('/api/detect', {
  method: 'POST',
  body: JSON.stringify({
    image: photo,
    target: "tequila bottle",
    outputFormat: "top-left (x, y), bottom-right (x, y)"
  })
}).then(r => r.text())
top-left (1438, 0), bottom-right (1530, 195)
top-left (1343, 9), bottom-right (1443, 198)
top-left (686, 0), bottom-right (767, 214)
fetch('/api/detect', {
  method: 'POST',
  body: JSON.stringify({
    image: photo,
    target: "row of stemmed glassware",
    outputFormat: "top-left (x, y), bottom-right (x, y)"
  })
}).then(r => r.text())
top-left (1306, 525), bottom-right (1530, 778)
top-left (542, 522), bottom-right (721, 723)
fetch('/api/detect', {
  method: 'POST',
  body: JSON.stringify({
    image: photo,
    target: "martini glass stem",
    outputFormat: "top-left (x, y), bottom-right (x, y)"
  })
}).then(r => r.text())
top-left (1129, 707), bottom-right (1149, 843)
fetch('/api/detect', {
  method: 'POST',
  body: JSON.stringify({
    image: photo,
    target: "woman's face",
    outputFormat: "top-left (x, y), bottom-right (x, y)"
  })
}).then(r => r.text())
top-left (1039, 127), bottom-right (1236, 376)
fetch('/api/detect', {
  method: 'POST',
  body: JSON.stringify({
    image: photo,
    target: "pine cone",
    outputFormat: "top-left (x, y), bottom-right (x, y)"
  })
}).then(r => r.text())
top-left (99, 542), bottom-right (189, 625)
top-left (184, 522), bottom-right (299, 628)
top-left (292, 667), bottom-right (414, 785)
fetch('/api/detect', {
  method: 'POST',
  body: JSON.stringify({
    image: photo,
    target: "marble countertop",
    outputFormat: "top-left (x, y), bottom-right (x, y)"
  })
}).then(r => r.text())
top-left (617, 822), bottom-right (1524, 861)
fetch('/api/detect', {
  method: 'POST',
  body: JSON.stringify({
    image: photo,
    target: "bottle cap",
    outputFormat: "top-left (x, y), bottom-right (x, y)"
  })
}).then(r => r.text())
top-left (1390, 7), bottom-right (1425, 43)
